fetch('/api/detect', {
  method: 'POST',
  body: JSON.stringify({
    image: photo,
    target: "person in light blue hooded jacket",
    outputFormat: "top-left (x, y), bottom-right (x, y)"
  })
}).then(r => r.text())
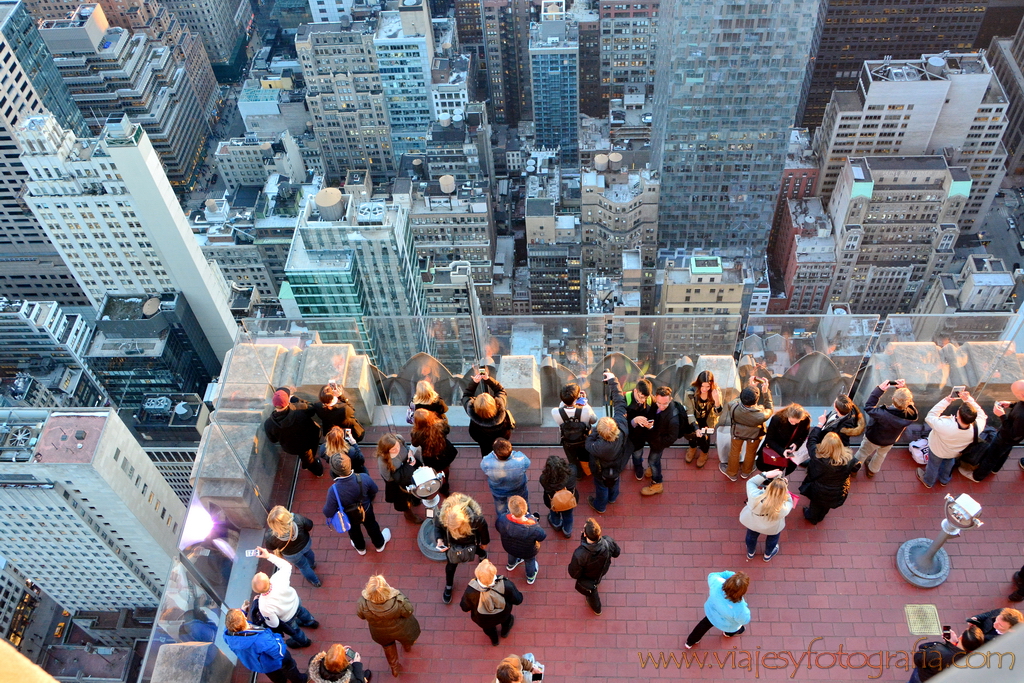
top-left (684, 571), bottom-right (751, 648)
top-left (224, 608), bottom-right (306, 683)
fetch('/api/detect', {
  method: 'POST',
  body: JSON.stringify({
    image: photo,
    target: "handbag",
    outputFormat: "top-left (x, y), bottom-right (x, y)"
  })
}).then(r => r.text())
top-left (445, 528), bottom-right (477, 564)
top-left (762, 422), bottom-right (799, 468)
top-left (551, 488), bottom-right (577, 512)
top-left (326, 486), bottom-right (352, 533)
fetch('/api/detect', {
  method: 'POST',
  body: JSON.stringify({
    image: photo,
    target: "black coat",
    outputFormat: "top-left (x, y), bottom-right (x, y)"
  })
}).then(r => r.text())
top-left (647, 401), bottom-right (681, 451)
top-left (863, 387), bottom-right (919, 446)
top-left (263, 514), bottom-right (314, 555)
top-left (264, 406), bottom-right (321, 455)
top-left (761, 414), bottom-right (811, 456)
top-left (539, 465), bottom-right (578, 509)
top-left (495, 514), bottom-right (546, 560)
top-left (463, 378), bottom-right (513, 442)
top-left (968, 609), bottom-right (1006, 642)
top-left (993, 400), bottom-right (1024, 444)
top-left (414, 398), bottom-right (448, 419)
top-left (798, 429), bottom-right (861, 509)
top-left (818, 407), bottom-right (865, 447)
top-left (410, 424), bottom-right (459, 471)
top-left (568, 536), bottom-right (620, 587)
top-left (912, 641), bottom-right (965, 682)
top-left (433, 506), bottom-right (491, 548)
top-left (459, 577), bottom-right (523, 629)
top-left (314, 400), bottom-right (360, 434)
top-left (625, 391), bottom-right (656, 449)
top-left (585, 378), bottom-right (630, 484)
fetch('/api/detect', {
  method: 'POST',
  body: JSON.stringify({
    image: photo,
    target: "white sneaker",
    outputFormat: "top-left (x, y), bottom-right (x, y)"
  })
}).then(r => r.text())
top-left (375, 528), bottom-right (392, 552)
top-left (957, 466), bottom-right (979, 483)
top-left (350, 540), bottom-right (367, 556)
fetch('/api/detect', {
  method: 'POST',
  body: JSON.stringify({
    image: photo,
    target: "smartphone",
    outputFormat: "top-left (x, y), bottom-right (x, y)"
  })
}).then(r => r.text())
top-left (950, 385), bottom-right (966, 399)
top-left (886, 380), bottom-right (898, 387)
top-left (345, 647), bottom-right (356, 661)
top-left (289, 395), bottom-right (300, 404)
top-left (575, 396), bottom-right (587, 406)
top-left (245, 549), bottom-right (260, 557)
top-left (328, 379), bottom-right (338, 391)
top-left (942, 625), bottom-right (952, 640)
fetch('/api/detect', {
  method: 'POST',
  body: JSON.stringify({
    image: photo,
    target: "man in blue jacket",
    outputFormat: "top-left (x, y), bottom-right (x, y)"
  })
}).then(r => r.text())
top-left (224, 608), bottom-right (306, 683)
top-left (496, 495), bottom-right (546, 584)
top-left (585, 371), bottom-right (629, 513)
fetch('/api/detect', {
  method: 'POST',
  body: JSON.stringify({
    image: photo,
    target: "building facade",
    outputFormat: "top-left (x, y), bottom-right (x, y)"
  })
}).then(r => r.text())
top-left (0, 408), bottom-right (184, 612)
top-left (580, 162), bottom-right (659, 271)
top-left (214, 131), bottom-right (307, 191)
top-left (650, 0), bottom-right (820, 249)
top-left (0, 0), bottom-right (89, 307)
top-left (18, 114), bottom-right (236, 357)
top-left (158, 0), bottom-right (249, 66)
top-left (988, 19), bottom-right (1024, 176)
top-left (827, 156), bottom-right (968, 314)
top-left (529, 20), bottom-right (579, 164)
top-left (598, 0), bottom-right (658, 103)
top-left (813, 53), bottom-right (1008, 233)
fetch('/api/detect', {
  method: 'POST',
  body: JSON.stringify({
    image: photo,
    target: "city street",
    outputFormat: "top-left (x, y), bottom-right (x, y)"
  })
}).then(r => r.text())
top-left (976, 191), bottom-right (1024, 306)
top-left (184, 85), bottom-right (246, 212)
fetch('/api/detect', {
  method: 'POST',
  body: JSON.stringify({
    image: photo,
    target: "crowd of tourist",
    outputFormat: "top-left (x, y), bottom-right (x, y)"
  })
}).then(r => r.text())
top-left (220, 370), bottom-right (1024, 682)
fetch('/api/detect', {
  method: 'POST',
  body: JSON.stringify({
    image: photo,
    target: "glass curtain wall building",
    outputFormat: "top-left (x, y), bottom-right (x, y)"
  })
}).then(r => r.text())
top-left (650, 0), bottom-right (821, 250)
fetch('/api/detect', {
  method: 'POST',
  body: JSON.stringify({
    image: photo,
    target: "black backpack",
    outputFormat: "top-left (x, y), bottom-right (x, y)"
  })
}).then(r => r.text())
top-left (559, 407), bottom-right (591, 445)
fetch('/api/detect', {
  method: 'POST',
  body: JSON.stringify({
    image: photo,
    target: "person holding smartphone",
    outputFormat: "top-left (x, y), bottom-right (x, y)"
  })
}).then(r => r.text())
top-left (908, 625), bottom-right (984, 682)
top-left (463, 368), bottom-right (514, 458)
top-left (307, 643), bottom-right (372, 683)
top-left (962, 378), bottom-right (1024, 482)
top-left (755, 404), bottom-right (810, 476)
top-left (856, 379), bottom-right (917, 478)
top-left (919, 390), bottom-right (985, 488)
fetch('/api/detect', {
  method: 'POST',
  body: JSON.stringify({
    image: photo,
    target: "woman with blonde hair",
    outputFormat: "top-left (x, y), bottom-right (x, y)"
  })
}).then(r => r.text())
top-left (462, 368), bottom-right (514, 457)
top-left (459, 559), bottom-right (523, 646)
top-left (319, 426), bottom-right (366, 475)
top-left (307, 643), bottom-right (372, 683)
top-left (409, 408), bottom-right (458, 494)
top-left (263, 505), bottom-right (321, 587)
top-left (756, 403), bottom-right (811, 476)
top-left (412, 380), bottom-right (447, 418)
top-left (799, 430), bottom-right (861, 524)
top-left (739, 470), bottom-right (794, 562)
top-left (434, 492), bottom-right (490, 604)
top-left (356, 575), bottom-right (420, 677)
top-left (375, 434), bottom-right (425, 524)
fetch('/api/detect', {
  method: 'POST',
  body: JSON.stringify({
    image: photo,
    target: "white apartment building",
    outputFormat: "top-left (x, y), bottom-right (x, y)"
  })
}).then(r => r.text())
top-left (214, 131), bottom-right (307, 191)
top-left (814, 53), bottom-right (1008, 232)
top-left (17, 114), bottom-right (237, 358)
top-left (0, 408), bottom-right (184, 612)
top-left (580, 162), bottom-right (659, 271)
top-left (828, 156), bottom-right (968, 314)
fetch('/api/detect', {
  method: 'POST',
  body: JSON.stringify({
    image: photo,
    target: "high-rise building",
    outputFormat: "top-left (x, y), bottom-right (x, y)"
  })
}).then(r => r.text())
top-left (286, 172), bottom-right (427, 370)
top-left (766, 197), bottom-right (836, 314)
top-left (988, 19), bottom-right (1024, 176)
top-left (18, 114), bottom-right (237, 358)
top-left (39, 4), bottom-right (216, 188)
top-left (0, 408), bottom-right (184, 612)
top-left (481, 0), bottom-right (536, 126)
top-left (650, 0), bottom-right (820, 249)
top-left (157, 0), bottom-right (250, 67)
top-left (295, 19), bottom-right (396, 183)
top-left (0, 0), bottom-right (89, 307)
top-left (813, 53), bottom-right (1008, 233)
top-left (213, 131), bottom-right (307, 191)
top-left (0, 299), bottom-right (107, 408)
top-left (0, 553), bottom-right (32, 649)
top-left (916, 253), bottom-right (1016, 315)
top-left (85, 293), bottom-right (221, 409)
top-left (374, 0), bottom-right (436, 159)
top-left (800, 0), bottom-right (987, 130)
top-left (827, 156), bottom-right (968, 314)
top-left (529, 20), bottom-right (579, 164)
top-left (571, 1), bottom-right (601, 118)
top-left (580, 160), bottom-right (659, 271)
top-left (598, 0), bottom-right (658, 103)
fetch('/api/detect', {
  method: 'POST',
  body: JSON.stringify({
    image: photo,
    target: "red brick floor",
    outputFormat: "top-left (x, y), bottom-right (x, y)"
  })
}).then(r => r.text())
top-left (273, 428), bottom-right (1023, 681)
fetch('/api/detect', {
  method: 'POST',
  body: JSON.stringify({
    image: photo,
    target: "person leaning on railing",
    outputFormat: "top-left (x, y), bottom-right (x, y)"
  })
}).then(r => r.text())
top-left (463, 369), bottom-right (514, 458)
top-left (855, 379), bottom-right (917, 479)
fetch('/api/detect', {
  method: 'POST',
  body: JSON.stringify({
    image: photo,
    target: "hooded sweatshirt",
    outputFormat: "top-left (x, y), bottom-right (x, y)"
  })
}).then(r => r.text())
top-left (224, 627), bottom-right (286, 673)
top-left (703, 570), bottom-right (751, 633)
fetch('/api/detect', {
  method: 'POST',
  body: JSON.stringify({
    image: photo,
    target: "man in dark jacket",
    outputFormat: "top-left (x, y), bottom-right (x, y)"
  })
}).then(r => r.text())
top-left (636, 386), bottom-right (681, 497)
top-left (855, 379), bottom-right (918, 478)
top-left (495, 495), bottom-right (546, 584)
top-left (625, 378), bottom-right (655, 473)
top-left (224, 608), bottom-right (306, 683)
top-left (323, 454), bottom-right (390, 555)
top-left (723, 378), bottom-right (773, 481)
top-left (585, 371), bottom-right (629, 513)
top-left (265, 390), bottom-right (324, 477)
top-left (568, 518), bottom-right (620, 615)
top-left (967, 607), bottom-right (1022, 643)
top-left (909, 625), bottom-right (984, 682)
top-left (962, 379), bottom-right (1024, 482)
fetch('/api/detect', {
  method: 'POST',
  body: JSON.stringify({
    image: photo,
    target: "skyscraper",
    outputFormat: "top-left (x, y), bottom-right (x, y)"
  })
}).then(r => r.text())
top-left (529, 19), bottom-right (579, 164)
top-left (0, 0), bottom-right (89, 307)
top-left (0, 408), bottom-right (184, 612)
top-left (650, 0), bottom-right (821, 249)
top-left (17, 114), bottom-right (237, 358)
top-left (800, 0), bottom-right (987, 130)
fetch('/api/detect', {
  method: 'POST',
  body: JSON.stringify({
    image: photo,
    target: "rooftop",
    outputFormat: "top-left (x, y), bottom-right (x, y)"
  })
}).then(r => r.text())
top-left (35, 413), bottom-right (107, 464)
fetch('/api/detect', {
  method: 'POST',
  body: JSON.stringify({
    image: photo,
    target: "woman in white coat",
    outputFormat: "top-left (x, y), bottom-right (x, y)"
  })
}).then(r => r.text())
top-left (739, 470), bottom-right (793, 562)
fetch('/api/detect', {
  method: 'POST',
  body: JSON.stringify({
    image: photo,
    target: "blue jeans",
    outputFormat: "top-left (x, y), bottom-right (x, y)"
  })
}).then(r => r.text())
top-left (282, 604), bottom-right (317, 647)
top-left (491, 483), bottom-right (529, 516)
top-left (548, 508), bottom-right (574, 536)
top-left (745, 528), bottom-right (779, 556)
top-left (281, 538), bottom-right (320, 585)
top-left (632, 448), bottom-right (665, 483)
top-left (592, 476), bottom-right (619, 512)
top-left (507, 554), bottom-right (538, 578)
top-left (923, 454), bottom-right (956, 487)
